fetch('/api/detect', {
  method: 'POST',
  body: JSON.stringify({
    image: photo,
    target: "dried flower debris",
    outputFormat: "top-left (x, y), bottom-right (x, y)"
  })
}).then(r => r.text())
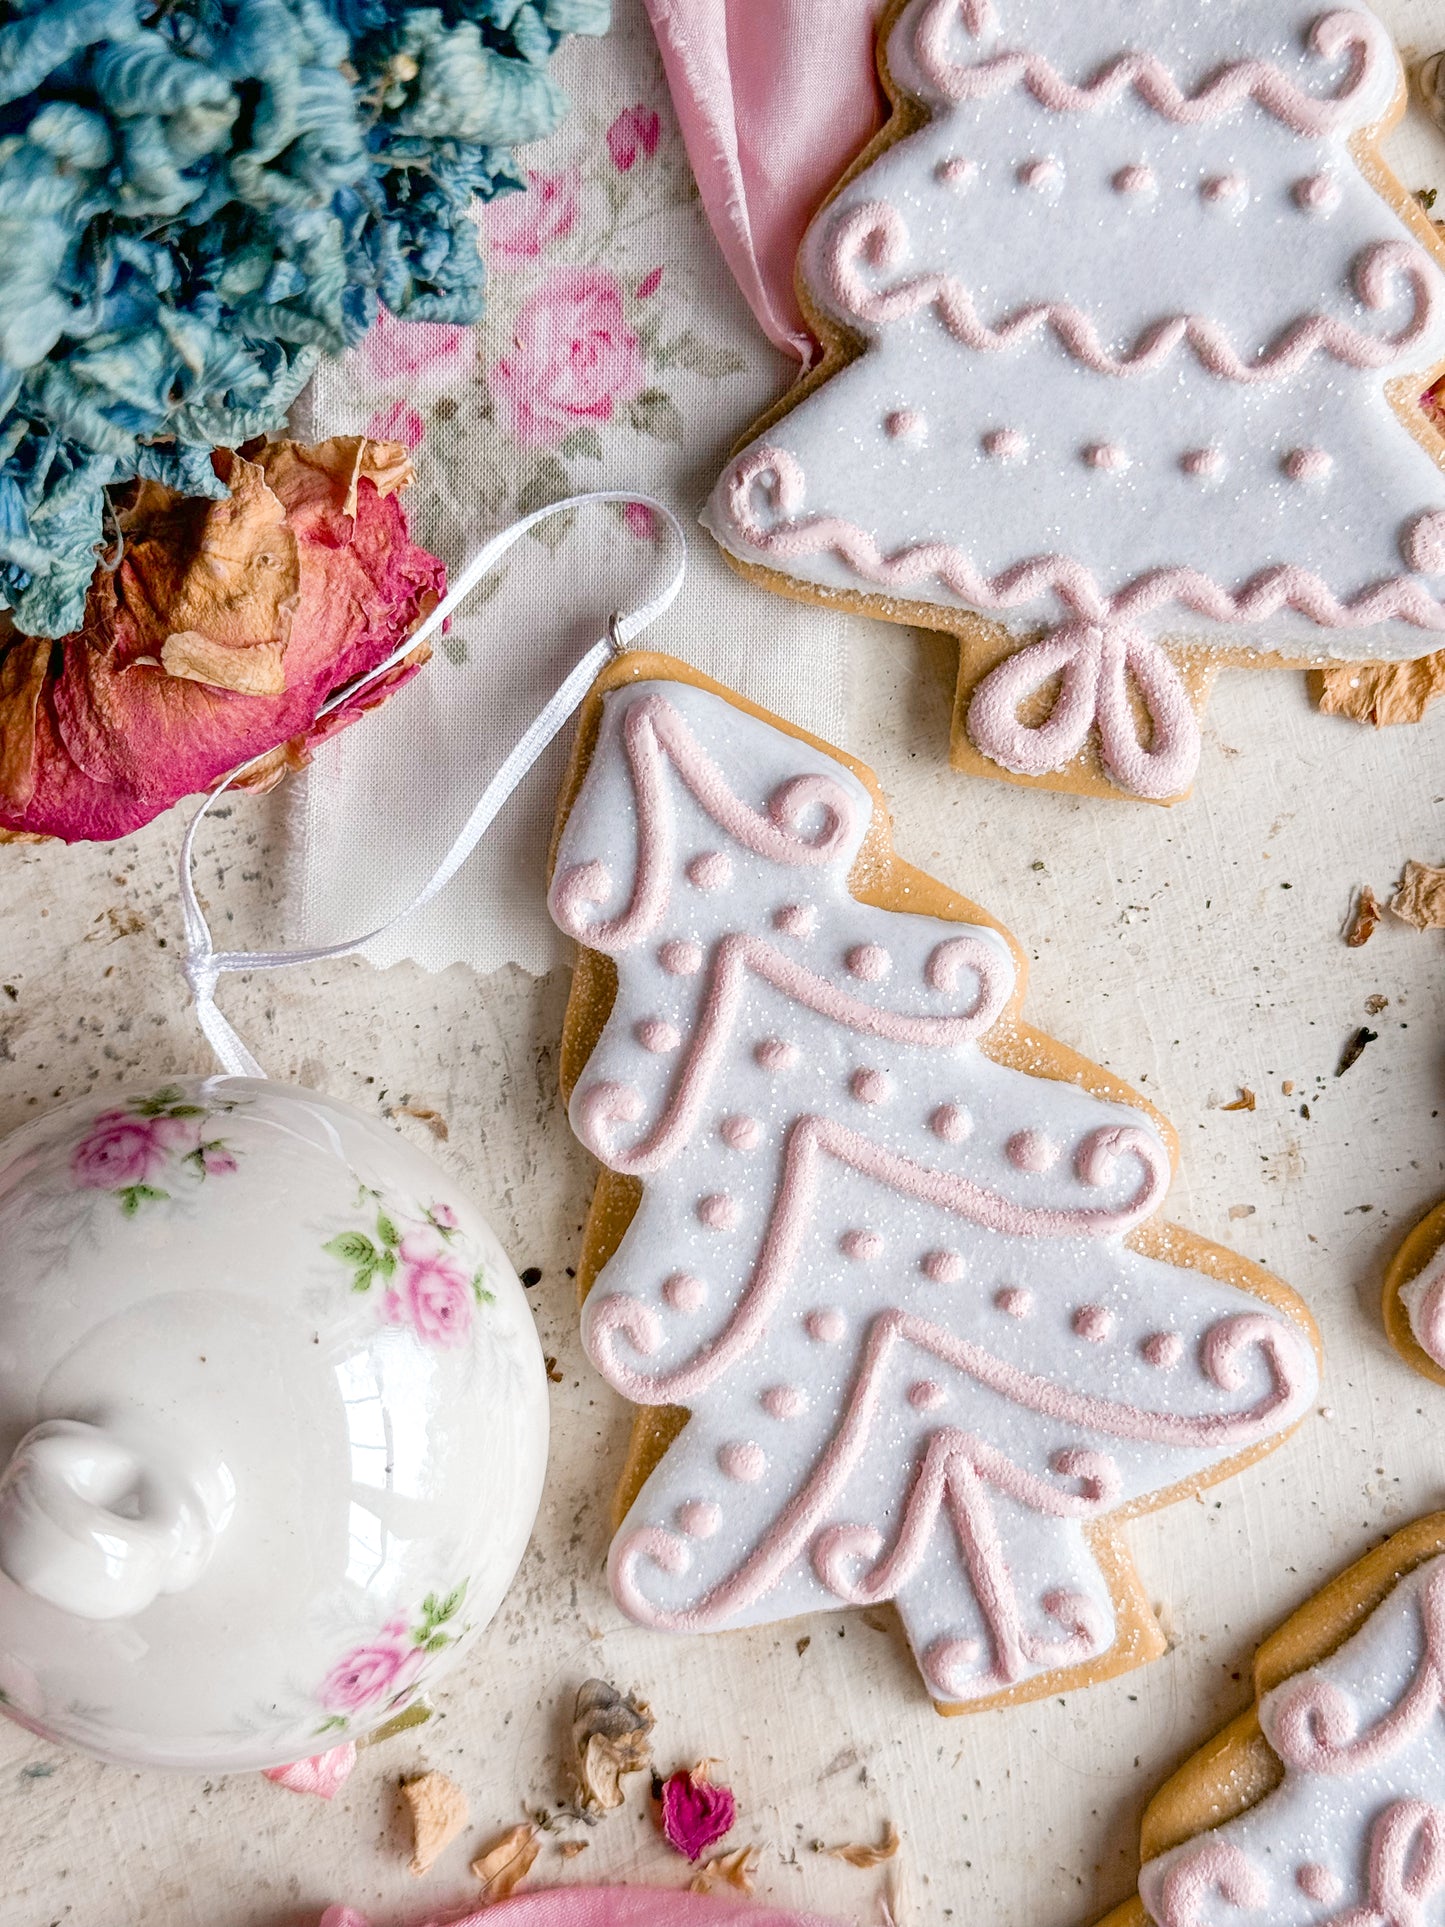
top-left (571, 1678), bottom-right (655, 1816)
top-left (1335, 1027), bottom-right (1379, 1077)
top-left (689, 1845), bottom-right (761, 1894)
top-left (1220, 1089), bottom-right (1256, 1113)
top-left (1390, 861), bottom-right (1445, 930)
top-left (471, 1822), bottom-right (540, 1902)
top-left (401, 1770), bottom-right (469, 1877)
top-left (819, 1820), bottom-right (902, 1868)
top-left (1345, 885), bottom-right (1382, 947)
top-left (1315, 654), bottom-right (1445, 727)
top-left (657, 1762), bottom-right (738, 1861)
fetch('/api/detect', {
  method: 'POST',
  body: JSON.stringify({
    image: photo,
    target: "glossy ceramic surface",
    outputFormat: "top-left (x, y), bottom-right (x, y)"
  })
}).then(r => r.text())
top-left (0, 1078), bottom-right (549, 1770)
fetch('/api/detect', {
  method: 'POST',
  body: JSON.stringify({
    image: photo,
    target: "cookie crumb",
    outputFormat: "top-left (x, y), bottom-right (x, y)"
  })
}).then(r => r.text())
top-left (1221, 1088), bottom-right (1256, 1112)
top-left (401, 1770), bottom-right (469, 1876)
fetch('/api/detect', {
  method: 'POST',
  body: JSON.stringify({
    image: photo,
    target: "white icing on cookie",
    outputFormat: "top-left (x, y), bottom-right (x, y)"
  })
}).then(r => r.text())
top-left (549, 679), bottom-right (1318, 1707)
top-left (1140, 1554), bottom-right (1445, 1925)
top-left (1402, 1245), bottom-right (1445, 1370)
top-left (702, 0), bottom-right (1445, 799)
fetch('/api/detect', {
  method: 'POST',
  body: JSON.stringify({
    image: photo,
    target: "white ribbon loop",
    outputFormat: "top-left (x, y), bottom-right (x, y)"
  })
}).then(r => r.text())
top-left (180, 491), bottom-right (688, 1079)
top-left (965, 618), bottom-right (1201, 801)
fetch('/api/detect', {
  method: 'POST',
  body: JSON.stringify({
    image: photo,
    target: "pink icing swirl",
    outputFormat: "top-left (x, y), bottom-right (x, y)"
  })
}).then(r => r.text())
top-left (824, 200), bottom-right (1438, 385)
top-left (912, 2), bottom-right (1391, 137)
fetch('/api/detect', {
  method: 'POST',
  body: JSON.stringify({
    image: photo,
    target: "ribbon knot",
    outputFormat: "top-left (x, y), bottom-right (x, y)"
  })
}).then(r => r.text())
top-left (965, 617), bottom-right (1202, 801)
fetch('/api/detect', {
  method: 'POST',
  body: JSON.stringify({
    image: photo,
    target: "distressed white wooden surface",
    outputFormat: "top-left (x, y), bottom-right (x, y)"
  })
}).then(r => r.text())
top-left (3, 7), bottom-right (1445, 1925)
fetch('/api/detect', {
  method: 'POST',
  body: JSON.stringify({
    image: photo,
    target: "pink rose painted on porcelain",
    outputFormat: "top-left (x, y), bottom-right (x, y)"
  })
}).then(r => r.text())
top-left (483, 168), bottom-right (581, 267)
top-left (488, 268), bottom-right (643, 449)
top-left (385, 1234), bottom-right (475, 1347)
top-left (71, 1112), bottom-right (181, 1189)
top-left (607, 105), bottom-right (661, 172)
top-left (361, 306), bottom-right (472, 383)
top-left (318, 1618), bottom-right (424, 1714)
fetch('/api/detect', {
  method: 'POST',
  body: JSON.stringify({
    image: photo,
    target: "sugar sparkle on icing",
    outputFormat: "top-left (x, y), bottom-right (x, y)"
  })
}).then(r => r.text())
top-left (556, 681), bottom-right (1318, 1708)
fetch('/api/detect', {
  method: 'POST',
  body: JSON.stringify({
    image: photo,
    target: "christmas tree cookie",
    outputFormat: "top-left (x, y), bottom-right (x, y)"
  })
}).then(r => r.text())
top-left (547, 654), bottom-right (1319, 1712)
top-left (1099, 1514), bottom-right (1445, 1927)
top-left (703, 0), bottom-right (1445, 804)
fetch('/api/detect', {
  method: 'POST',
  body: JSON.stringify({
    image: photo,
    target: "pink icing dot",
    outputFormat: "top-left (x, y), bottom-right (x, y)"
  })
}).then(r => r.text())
top-left (772, 902), bottom-right (817, 939)
top-left (1293, 171), bottom-right (1340, 212)
top-left (1112, 163), bottom-right (1155, 195)
top-left (664, 1271), bottom-right (707, 1312)
top-left (981, 427), bottom-right (1027, 461)
top-left (849, 1067), bottom-right (890, 1105)
top-left (677, 1500), bottom-right (720, 1538)
top-left (754, 1037), bottom-right (800, 1072)
top-left (1407, 511), bottom-right (1445, 574)
top-left (840, 1228), bottom-right (883, 1261)
top-left (1296, 1866), bottom-right (1342, 1905)
top-left (718, 1441), bottom-right (766, 1483)
top-left (908, 1380), bottom-right (946, 1412)
top-left (761, 1384), bottom-right (807, 1421)
top-left (885, 408), bottom-right (926, 442)
top-left (936, 156), bottom-right (976, 189)
top-left (995, 1286), bottom-right (1033, 1319)
top-left (930, 1103), bottom-right (972, 1142)
top-left (1201, 172), bottom-right (1247, 204)
top-left (1017, 156), bottom-right (1060, 190)
top-left (805, 1307), bottom-right (845, 1343)
top-left (921, 1249), bottom-right (965, 1284)
top-left (698, 1193), bottom-right (738, 1231)
top-left (1082, 442), bottom-right (1130, 471)
top-left (1073, 1304), bottom-right (1114, 1343)
top-left (1006, 1129), bottom-right (1059, 1172)
top-left (1141, 1330), bottom-right (1183, 1370)
top-left (686, 851), bottom-right (732, 891)
top-left (1283, 446), bottom-right (1333, 483)
top-left (659, 939), bottom-right (703, 975)
top-left (720, 1113), bottom-right (761, 1151)
top-left (1181, 446), bottom-right (1225, 478)
top-left (845, 942), bottom-right (891, 981)
top-left (635, 1017), bottom-right (681, 1053)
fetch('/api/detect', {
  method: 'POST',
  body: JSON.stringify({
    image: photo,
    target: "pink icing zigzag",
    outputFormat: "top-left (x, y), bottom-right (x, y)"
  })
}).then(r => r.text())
top-left (825, 202), bottom-right (1438, 383)
top-left (584, 1111), bottom-right (1172, 1404)
top-left (912, 0), bottom-right (1390, 137)
top-left (608, 1303), bottom-right (1312, 1655)
top-left (550, 694), bottom-right (857, 949)
top-left (722, 445), bottom-right (1445, 639)
top-left (572, 929), bottom-right (1012, 1176)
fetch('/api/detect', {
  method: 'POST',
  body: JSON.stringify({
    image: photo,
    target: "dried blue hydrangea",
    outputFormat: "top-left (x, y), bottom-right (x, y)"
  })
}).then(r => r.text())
top-left (0, 0), bottom-right (609, 635)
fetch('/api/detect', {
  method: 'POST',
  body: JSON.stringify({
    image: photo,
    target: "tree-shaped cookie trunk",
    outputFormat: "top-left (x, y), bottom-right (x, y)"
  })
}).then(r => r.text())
top-left (704, 0), bottom-right (1445, 804)
top-left (1098, 1514), bottom-right (1445, 1927)
top-left (549, 655), bottom-right (1320, 1713)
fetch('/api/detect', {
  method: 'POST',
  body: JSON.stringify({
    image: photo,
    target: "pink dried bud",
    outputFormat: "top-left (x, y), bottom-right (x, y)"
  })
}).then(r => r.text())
top-left (657, 1762), bottom-right (737, 1862)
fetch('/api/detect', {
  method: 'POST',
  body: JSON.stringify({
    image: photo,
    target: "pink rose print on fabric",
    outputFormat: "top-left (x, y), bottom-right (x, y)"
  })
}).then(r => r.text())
top-left (636, 266), bottom-right (663, 300)
top-left (318, 1618), bottom-right (425, 1714)
top-left (624, 502), bottom-right (659, 542)
top-left (607, 105), bottom-right (661, 172)
top-left (483, 168), bottom-right (581, 267)
top-left (366, 399), bottom-right (425, 451)
top-left (385, 1233), bottom-right (474, 1348)
top-left (70, 1112), bottom-right (180, 1189)
top-left (488, 267), bottom-right (644, 449)
top-left (361, 307), bottom-right (472, 383)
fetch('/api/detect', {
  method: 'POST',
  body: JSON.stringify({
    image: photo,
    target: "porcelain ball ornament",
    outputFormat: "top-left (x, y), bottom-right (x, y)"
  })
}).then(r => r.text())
top-left (0, 1077), bottom-right (549, 1772)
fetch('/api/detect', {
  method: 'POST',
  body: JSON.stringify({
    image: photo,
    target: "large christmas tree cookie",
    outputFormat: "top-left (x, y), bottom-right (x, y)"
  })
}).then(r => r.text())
top-left (1097, 1514), bottom-right (1445, 1927)
top-left (702, 0), bottom-right (1445, 804)
top-left (547, 653), bottom-right (1320, 1712)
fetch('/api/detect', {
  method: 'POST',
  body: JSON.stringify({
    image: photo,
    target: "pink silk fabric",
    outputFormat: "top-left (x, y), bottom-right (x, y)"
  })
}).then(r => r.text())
top-left (321, 1893), bottom-right (842, 1927)
top-left (640, 0), bottom-right (885, 359)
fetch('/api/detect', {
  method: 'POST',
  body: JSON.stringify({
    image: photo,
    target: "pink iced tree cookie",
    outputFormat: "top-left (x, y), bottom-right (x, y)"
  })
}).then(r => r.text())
top-left (705, 0), bottom-right (1445, 803)
top-left (549, 670), bottom-right (1319, 1711)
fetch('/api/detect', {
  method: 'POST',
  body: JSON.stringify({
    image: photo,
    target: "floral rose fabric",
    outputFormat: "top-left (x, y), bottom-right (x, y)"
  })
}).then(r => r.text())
top-left (489, 268), bottom-right (646, 449)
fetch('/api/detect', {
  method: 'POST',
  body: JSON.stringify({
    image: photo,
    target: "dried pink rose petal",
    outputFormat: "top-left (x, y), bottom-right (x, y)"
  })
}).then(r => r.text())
top-left (658, 1763), bottom-right (738, 1862)
top-left (0, 437), bottom-right (445, 842)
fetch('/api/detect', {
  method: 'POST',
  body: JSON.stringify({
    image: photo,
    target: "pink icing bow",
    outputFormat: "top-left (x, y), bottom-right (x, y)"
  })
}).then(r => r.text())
top-left (321, 1893), bottom-right (843, 1927)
